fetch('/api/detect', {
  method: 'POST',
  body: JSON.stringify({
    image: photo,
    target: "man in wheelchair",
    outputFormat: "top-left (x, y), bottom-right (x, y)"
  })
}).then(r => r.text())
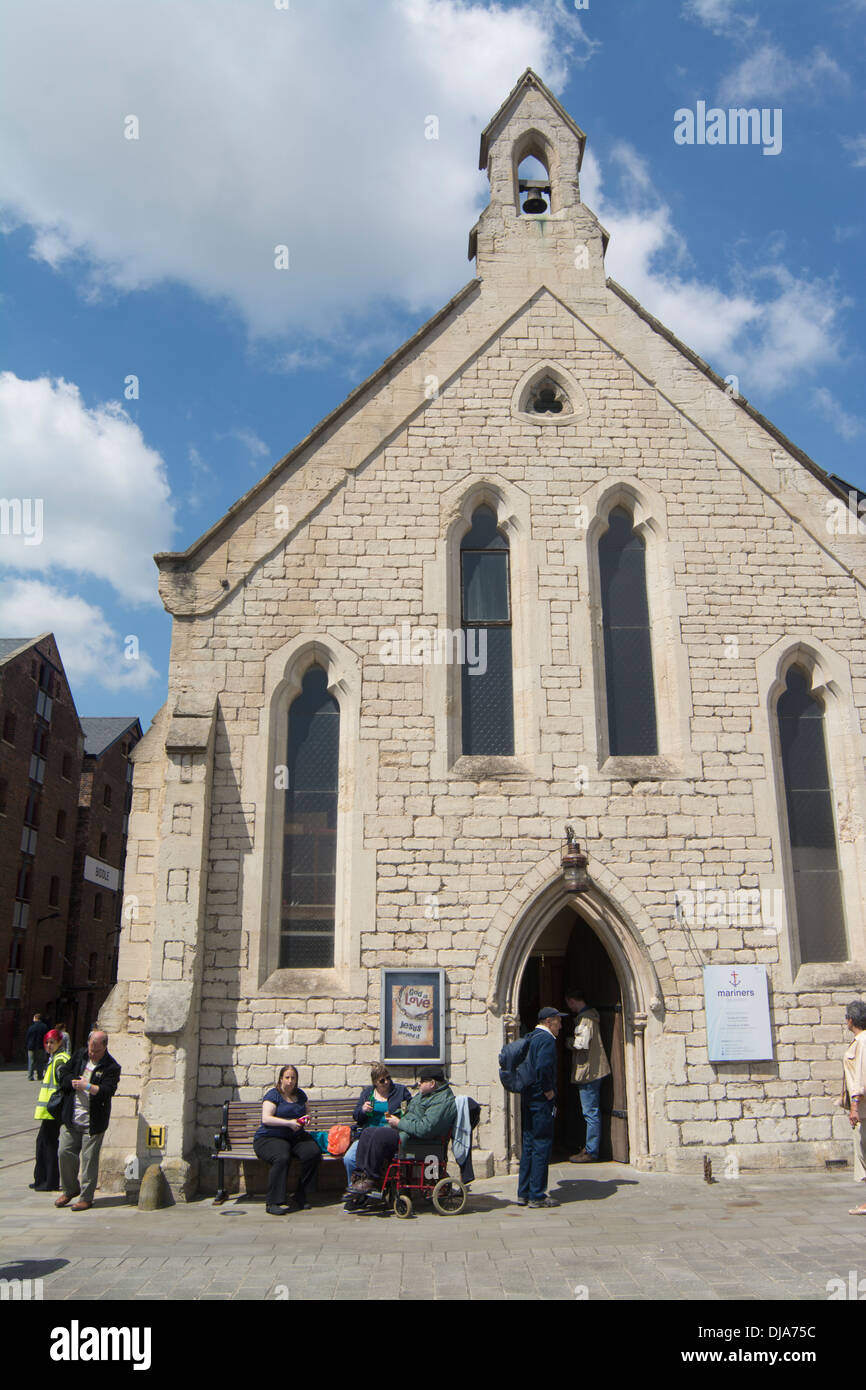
top-left (346, 1065), bottom-right (457, 1204)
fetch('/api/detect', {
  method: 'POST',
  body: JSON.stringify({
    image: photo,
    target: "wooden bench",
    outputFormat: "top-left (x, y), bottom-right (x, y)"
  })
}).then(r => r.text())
top-left (211, 1097), bottom-right (357, 1205)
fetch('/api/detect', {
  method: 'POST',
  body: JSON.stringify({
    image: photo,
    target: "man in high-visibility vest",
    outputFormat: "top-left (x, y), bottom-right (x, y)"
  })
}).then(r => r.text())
top-left (31, 1029), bottom-right (70, 1191)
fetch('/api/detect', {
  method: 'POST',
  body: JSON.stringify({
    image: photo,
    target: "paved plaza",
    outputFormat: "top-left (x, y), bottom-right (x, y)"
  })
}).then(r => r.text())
top-left (2, 1068), bottom-right (863, 1302)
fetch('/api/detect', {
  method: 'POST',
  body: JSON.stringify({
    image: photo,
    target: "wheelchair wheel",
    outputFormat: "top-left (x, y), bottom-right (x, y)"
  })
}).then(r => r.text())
top-left (394, 1193), bottom-right (413, 1219)
top-left (431, 1177), bottom-right (467, 1215)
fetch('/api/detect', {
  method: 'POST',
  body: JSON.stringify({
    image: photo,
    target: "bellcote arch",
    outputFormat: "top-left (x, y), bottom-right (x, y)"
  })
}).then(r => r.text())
top-left (511, 128), bottom-right (561, 214)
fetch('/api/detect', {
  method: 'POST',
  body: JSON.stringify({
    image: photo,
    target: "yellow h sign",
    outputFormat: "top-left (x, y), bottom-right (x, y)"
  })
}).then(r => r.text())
top-left (146, 1126), bottom-right (166, 1148)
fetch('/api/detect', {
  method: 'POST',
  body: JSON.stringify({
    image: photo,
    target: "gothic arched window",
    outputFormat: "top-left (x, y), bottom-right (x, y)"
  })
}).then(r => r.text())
top-left (281, 665), bottom-right (339, 968)
top-left (460, 505), bottom-right (514, 755)
top-left (777, 666), bottom-right (847, 963)
top-left (599, 506), bottom-right (658, 755)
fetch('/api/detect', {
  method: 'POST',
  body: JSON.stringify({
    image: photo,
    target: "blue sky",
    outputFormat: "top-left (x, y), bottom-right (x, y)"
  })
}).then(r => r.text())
top-left (1, 0), bottom-right (864, 730)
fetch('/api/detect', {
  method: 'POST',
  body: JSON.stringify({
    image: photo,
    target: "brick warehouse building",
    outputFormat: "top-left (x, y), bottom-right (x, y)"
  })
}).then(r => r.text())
top-left (60, 717), bottom-right (141, 1050)
top-left (0, 635), bottom-right (140, 1057)
top-left (99, 71), bottom-right (866, 1196)
top-left (0, 635), bottom-right (83, 1057)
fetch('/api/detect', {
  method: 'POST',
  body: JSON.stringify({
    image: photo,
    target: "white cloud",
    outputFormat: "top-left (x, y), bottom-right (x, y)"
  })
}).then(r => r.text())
top-left (682, 0), bottom-right (757, 38)
top-left (228, 428), bottom-right (270, 465)
top-left (0, 372), bottom-right (175, 603)
top-left (0, 0), bottom-right (594, 345)
top-left (0, 578), bottom-right (160, 691)
top-left (841, 134), bottom-right (866, 168)
top-left (583, 145), bottom-right (849, 396)
top-left (735, 267), bottom-right (849, 393)
top-left (811, 387), bottom-right (864, 441)
top-left (719, 44), bottom-right (848, 103)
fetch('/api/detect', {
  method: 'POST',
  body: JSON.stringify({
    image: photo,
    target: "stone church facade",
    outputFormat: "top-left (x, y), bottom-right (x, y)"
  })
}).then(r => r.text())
top-left (99, 71), bottom-right (866, 1196)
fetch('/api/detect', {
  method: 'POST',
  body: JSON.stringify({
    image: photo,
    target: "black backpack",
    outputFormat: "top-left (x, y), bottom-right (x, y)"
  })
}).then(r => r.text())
top-left (498, 1034), bottom-right (534, 1093)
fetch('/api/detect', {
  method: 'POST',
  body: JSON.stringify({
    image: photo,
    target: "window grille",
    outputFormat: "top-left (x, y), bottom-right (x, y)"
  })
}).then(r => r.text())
top-left (280, 666), bottom-right (339, 968)
top-left (599, 507), bottom-right (658, 755)
top-left (460, 506), bottom-right (514, 755)
top-left (777, 667), bottom-right (848, 963)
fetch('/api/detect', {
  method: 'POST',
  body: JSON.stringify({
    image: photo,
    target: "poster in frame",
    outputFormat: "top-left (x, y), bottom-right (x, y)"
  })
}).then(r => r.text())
top-left (381, 968), bottom-right (445, 1066)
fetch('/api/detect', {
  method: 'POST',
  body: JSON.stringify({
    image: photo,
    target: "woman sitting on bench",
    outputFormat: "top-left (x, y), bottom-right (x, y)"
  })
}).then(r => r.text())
top-left (253, 1065), bottom-right (322, 1215)
top-left (348, 1065), bottom-right (457, 1197)
top-left (344, 1063), bottom-right (413, 1185)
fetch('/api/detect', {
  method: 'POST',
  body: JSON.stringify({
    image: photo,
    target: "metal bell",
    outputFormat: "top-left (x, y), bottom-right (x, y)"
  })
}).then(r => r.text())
top-left (519, 179), bottom-right (550, 215)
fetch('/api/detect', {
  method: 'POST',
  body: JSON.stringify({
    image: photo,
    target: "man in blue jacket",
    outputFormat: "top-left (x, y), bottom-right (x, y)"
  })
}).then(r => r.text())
top-left (517, 1006), bottom-right (566, 1209)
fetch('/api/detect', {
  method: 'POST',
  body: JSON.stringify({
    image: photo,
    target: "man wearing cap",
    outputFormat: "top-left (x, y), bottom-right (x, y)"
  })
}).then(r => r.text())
top-left (517, 1007), bottom-right (566, 1209)
top-left (348, 1065), bottom-right (457, 1198)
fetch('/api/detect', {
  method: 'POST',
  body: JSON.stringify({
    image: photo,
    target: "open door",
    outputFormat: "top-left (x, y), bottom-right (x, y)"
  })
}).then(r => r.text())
top-left (516, 909), bottom-right (629, 1163)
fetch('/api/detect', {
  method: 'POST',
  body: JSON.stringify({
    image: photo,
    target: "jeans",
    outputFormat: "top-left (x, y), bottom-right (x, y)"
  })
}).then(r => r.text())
top-left (27, 1050), bottom-right (44, 1080)
top-left (577, 1078), bottom-right (602, 1158)
top-left (343, 1139), bottom-right (359, 1184)
top-left (518, 1098), bottom-right (555, 1202)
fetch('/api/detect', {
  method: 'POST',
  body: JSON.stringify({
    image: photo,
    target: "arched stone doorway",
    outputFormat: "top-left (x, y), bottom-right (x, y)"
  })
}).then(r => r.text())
top-left (487, 867), bottom-right (666, 1172)
top-left (517, 907), bottom-right (628, 1161)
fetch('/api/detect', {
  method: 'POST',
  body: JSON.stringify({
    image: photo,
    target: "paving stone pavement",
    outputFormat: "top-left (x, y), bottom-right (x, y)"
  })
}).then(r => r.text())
top-left (3, 1067), bottom-right (864, 1301)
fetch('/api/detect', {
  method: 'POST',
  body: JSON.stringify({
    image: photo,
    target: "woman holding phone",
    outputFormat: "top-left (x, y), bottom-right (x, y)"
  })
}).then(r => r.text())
top-left (253, 1064), bottom-right (322, 1215)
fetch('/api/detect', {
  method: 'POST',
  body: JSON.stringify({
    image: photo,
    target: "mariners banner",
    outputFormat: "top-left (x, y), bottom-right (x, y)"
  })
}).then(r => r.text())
top-left (703, 965), bottom-right (773, 1062)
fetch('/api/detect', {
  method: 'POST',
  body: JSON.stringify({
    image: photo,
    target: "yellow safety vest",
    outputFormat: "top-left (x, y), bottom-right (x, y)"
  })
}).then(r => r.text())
top-left (34, 1051), bottom-right (70, 1121)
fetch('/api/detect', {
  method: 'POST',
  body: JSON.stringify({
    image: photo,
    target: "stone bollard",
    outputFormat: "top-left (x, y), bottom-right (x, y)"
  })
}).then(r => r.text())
top-left (138, 1162), bottom-right (170, 1210)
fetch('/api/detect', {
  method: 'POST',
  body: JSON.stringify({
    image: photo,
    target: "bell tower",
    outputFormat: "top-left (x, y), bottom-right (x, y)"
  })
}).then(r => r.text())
top-left (469, 69), bottom-right (608, 295)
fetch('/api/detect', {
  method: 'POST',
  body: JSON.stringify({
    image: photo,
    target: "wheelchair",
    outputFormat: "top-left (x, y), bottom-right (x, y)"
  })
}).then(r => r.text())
top-left (344, 1133), bottom-right (468, 1217)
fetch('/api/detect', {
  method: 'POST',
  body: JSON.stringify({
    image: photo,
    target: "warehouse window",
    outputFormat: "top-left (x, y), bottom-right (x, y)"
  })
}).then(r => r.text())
top-left (777, 665), bottom-right (847, 963)
top-left (599, 506), bottom-right (658, 755)
top-left (460, 505), bottom-right (514, 755)
top-left (280, 665), bottom-right (339, 969)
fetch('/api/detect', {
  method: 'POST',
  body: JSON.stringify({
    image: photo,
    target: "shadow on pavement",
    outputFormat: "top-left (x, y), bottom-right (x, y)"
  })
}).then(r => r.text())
top-left (551, 1177), bottom-right (640, 1204)
top-left (0, 1257), bottom-right (69, 1280)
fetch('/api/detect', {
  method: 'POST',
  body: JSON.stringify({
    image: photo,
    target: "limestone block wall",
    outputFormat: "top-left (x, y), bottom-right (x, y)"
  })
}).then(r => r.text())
top-left (103, 274), bottom-right (866, 1190)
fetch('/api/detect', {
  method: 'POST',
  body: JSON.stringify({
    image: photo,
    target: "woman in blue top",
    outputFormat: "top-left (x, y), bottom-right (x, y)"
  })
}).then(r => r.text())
top-left (344, 1063), bottom-right (412, 1185)
top-left (253, 1065), bottom-right (322, 1215)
